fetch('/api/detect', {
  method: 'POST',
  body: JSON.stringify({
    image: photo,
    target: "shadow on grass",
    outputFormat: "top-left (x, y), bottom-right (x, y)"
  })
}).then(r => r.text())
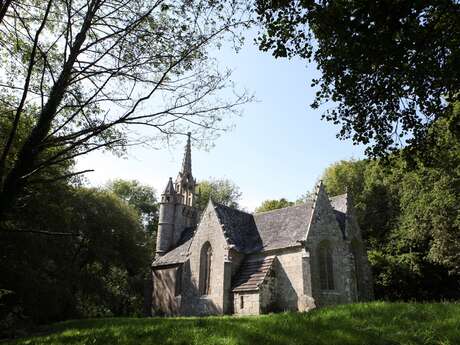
top-left (5, 302), bottom-right (460, 345)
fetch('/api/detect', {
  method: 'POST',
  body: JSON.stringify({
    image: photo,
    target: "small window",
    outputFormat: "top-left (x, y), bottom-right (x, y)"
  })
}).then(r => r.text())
top-left (240, 295), bottom-right (244, 309)
top-left (175, 266), bottom-right (182, 296)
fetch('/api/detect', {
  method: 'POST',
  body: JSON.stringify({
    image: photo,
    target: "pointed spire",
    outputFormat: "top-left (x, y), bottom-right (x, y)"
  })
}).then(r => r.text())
top-left (315, 179), bottom-right (325, 196)
top-left (180, 132), bottom-right (192, 176)
top-left (163, 177), bottom-right (176, 195)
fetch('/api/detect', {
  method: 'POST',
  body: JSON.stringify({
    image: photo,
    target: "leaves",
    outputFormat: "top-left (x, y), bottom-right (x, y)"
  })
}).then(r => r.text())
top-left (256, 0), bottom-right (460, 157)
top-left (0, 0), bottom-right (253, 217)
top-left (255, 198), bottom-right (294, 213)
top-left (195, 178), bottom-right (242, 212)
top-left (321, 119), bottom-right (460, 299)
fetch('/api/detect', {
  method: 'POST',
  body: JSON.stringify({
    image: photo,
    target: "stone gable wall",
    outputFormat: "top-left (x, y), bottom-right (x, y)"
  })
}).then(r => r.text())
top-left (306, 185), bottom-right (355, 307)
top-left (181, 203), bottom-right (230, 315)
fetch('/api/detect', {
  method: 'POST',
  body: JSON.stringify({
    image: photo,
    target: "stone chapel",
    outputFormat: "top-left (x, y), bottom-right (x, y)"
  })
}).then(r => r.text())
top-left (151, 133), bottom-right (373, 316)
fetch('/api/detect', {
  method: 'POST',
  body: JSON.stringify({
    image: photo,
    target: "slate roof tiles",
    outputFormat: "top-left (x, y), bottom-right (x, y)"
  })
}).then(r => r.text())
top-left (153, 195), bottom-right (349, 267)
top-left (232, 256), bottom-right (276, 292)
top-left (253, 202), bottom-right (314, 251)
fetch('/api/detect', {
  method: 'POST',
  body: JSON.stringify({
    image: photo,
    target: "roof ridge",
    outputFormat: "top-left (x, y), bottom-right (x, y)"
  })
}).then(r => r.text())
top-left (213, 202), bottom-right (253, 216)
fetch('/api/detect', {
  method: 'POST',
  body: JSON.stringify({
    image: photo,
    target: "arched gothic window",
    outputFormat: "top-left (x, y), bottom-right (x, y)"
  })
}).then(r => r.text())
top-left (199, 242), bottom-right (212, 295)
top-left (319, 241), bottom-right (334, 290)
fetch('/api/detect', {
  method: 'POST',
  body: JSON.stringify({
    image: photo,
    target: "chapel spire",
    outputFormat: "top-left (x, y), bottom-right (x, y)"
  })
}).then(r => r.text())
top-left (175, 132), bottom-right (196, 206)
top-left (180, 132), bottom-right (192, 177)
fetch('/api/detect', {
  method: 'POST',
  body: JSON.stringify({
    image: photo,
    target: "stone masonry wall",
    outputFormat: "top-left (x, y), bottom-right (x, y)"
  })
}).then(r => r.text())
top-left (259, 272), bottom-right (276, 313)
top-left (250, 248), bottom-right (307, 313)
top-left (233, 292), bottom-right (259, 315)
top-left (152, 266), bottom-right (181, 315)
top-left (181, 202), bottom-right (230, 315)
top-left (274, 250), bottom-right (304, 311)
top-left (306, 184), bottom-right (355, 307)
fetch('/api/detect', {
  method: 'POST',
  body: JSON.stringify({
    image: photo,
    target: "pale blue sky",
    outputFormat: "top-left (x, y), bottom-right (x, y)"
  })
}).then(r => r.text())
top-left (76, 33), bottom-right (365, 211)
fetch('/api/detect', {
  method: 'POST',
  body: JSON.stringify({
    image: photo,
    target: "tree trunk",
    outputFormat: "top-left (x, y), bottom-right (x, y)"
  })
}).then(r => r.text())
top-left (0, 2), bottom-right (96, 220)
top-left (0, 0), bottom-right (13, 25)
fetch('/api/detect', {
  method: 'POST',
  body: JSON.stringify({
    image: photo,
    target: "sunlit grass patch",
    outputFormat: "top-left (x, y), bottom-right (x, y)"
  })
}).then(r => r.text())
top-left (5, 302), bottom-right (460, 345)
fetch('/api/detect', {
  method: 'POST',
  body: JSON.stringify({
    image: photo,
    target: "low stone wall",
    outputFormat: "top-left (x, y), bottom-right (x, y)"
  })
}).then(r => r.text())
top-left (233, 292), bottom-right (259, 315)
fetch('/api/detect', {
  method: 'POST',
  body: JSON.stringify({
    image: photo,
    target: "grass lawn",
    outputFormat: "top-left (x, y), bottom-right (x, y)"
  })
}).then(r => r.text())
top-left (4, 302), bottom-right (460, 345)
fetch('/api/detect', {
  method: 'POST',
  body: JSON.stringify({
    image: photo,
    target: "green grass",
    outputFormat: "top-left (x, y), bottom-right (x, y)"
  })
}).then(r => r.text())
top-left (5, 302), bottom-right (460, 345)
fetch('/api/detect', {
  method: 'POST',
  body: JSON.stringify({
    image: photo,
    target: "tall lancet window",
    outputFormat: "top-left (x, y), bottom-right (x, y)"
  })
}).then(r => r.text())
top-left (199, 242), bottom-right (212, 295)
top-left (319, 240), bottom-right (335, 290)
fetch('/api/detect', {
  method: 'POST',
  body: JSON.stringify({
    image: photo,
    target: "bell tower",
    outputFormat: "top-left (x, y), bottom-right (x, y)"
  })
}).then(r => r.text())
top-left (155, 178), bottom-right (176, 256)
top-left (155, 133), bottom-right (197, 257)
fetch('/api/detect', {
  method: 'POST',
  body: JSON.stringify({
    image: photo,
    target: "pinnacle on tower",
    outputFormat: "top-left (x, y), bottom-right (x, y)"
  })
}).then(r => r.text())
top-left (163, 177), bottom-right (176, 195)
top-left (175, 132), bottom-right (195, 206)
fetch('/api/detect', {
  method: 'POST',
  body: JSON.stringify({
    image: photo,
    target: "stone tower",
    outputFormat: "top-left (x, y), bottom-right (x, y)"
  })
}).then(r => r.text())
top-left (155, 133), bottom-right (197, 256)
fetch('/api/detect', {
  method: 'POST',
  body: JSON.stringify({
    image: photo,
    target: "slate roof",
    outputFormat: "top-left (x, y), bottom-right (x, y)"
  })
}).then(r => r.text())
top-left (253, 202), bottom-right (314, 251)
top-left (151, 227), bottom-right (195, 267)
top-left (232, 256), bottom-right (276, 292)
top-left (213, 203), bottom-right (262, 253)
top-left (152, 195), bottom-right (348, 267)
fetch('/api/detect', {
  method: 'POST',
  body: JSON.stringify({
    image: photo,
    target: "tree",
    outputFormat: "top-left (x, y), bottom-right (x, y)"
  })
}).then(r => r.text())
top-left (256, 0), bottom-right (460, 157)
top-left (195, 178), bottom-right (242, 212)
top-left (322, 159), bottom-right (400, 248)
top-left (106, 179), bottom-right (158, 235)
top-left (0, 185), bottom-right (150, 330)
top-left (321, 131), bottom-right (460, 300)
top-left (255, 198), bottom-right (293, 213)
top-left (0, 0), bottom-right (252, 219)
top-left (68, 188), bottom-right (150, 317)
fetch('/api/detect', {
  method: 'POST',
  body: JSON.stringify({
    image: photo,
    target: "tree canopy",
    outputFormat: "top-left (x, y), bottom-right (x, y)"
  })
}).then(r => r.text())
top-left (322, 121), bottom-right (460, 299)
top-left (256, 0), bottom-right (460, 157)
top-left (0, 184), bottom-right (152, 334)
top-left (195, 178), bottom-right (242, 212)
top-left (106, 179), bottom-right (158, 235)
top-left (255, 198), bottom-right (294, 213)
top-left (0, 0), bottom-right (252, 219)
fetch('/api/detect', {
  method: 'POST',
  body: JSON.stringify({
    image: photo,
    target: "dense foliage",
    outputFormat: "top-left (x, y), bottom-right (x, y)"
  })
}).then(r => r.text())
top-left (0, 108), bottom-right (157, 335)
top-left (195, 178), bottom-right (242, 212)
top-left (322, 117), bottom-right (460, 300)
top-left (106, 179), bottom-right (159, 236)
top-left (0, 0), bottom-right (252, 219)
top-left (256, 0), bottom-right (460, 158)
top-left (0, 0), bottom-right (248, 334)
top-left (255, 198), bottom-right (294, 213)
top-left (255, 0), bottom-right (460, 299)
top-left (0, 183), bottom-right (154, 336)
top-left (5, 302), bottom-right (460, 345)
